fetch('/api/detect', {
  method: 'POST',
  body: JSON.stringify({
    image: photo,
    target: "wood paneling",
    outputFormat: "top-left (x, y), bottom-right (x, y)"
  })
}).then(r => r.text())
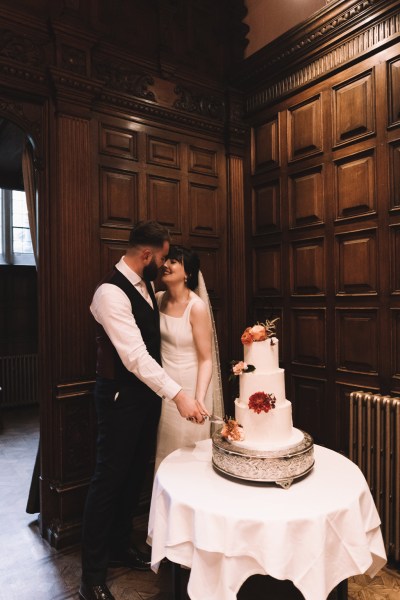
top-left (252, 180), bottom-right (280, 234)
top-left (254, 245), bottom-right (282, 296)
top-left (334, 150), bottom-right (376, 220)
top-left (291, 239), bottom-right (325, 296)
top-left (291, 309), bottom-right (326, 367)
top-left (332, 71), bottom-right (375, 146)
top-left (100, 167), bottom-right (138, 228)
top-left (335, 230), bottom-right (378, 295)
top-left (289, 167), bottom-right (324, 229)
top-left (99, 124), bottom-right (138, 160)
top-left (388, 56), bottom-right (400, 128)
top-left (336, 309), bottom-right (379, 374)
top-left (0, 0), bottom-right (241, 548)
top-left (253, 118), bottom-right (279, 171)
top-left (287, 96), bottom-right (322, 161)
top-left (291, 375), bottom-right (325, 444)
top-left (241, 1), bottom-right (400, 450)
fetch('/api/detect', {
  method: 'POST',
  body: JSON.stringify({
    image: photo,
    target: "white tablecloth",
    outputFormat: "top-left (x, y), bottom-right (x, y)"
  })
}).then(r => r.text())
top-left (147, 439), bottom-right (386, 600)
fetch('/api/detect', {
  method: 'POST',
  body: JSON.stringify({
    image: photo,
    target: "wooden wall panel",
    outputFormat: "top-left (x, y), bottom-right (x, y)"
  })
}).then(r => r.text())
top-left (254, 245), bottom-right (282, 296)
top-left (291, 239), bottom-right (325, 296)
top-left (55, 116), bottom-right (96, 380)
top-left (253, 118), bottom-right (279, 171)
top-left (392, 309), bottom-right (400, 381)
top-left (336, 309), bottom-right (379, 374)
top-left (334, 150), bottom-right (376, 220)
top-left (291, 375), bottom-right (325, 443)
top-left (148, 175), bottom-right (181, 231)
top-left (147, 136), bottom-right (180, 169)
top-left (252, 180), bottom-right (280, 234)
top-left (241, 3), bottom-right (400, 450)
top-left (289, 167), bottom-right (324, 228)
top-left (291, 309), bottom-right (326, 367)
top-left (189, 182), bottom-right (218, 236)
top-left (287, 96), bottom-right (322, 161)
top-left (335, 230), bottom-right (378, 295)
top-left (389, 141), bottom-right (400, 209)
top-left (100, 168), bottom-right (138, 228)
top-left (332, 71), bottom-right (375, 146)
top-left (189, 146), bottom-right (217, 176)
top-left (388, 56), bottom-right (400, 128)
top-left (99, 124), bottom-right (138, 161)
top-left (390, 225), bottom-right (400, 295)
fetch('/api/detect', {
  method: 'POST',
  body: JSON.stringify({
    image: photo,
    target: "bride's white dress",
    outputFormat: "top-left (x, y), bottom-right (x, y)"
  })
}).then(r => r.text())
top-left (155, 290), bottom-right (212, 472)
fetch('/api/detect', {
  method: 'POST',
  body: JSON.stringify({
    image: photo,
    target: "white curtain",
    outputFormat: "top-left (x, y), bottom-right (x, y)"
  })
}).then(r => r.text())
top-left (21, 140), bottom-right (38, 266)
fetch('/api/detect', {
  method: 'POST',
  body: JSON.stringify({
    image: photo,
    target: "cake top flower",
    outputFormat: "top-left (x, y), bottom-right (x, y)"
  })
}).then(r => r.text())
top-left (248, 391), bottom-right (276, 414)
top-left (241, 318), bottom-right (279, 345)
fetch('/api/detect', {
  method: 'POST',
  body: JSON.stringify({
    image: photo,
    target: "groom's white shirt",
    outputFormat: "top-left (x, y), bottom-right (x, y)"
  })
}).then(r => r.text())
top-left (90, 256), bottom-right (181, 402)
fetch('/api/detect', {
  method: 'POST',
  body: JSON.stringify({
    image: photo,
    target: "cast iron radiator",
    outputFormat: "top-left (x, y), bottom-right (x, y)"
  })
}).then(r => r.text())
top-left (349, 391), bottom-right (400, 562)
top-left (0, 353), bottom-right (38, 407)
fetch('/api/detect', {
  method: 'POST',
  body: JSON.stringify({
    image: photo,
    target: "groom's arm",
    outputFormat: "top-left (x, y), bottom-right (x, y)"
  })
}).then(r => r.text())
top-left (90, 283), bottom-right (205, 422)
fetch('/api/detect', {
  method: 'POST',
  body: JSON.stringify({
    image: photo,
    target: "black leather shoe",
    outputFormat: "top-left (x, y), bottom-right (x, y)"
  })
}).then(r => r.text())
top-left (79, 581), bottom-right (116, 600)
top-left (109, 545), bottom-right (151, 571)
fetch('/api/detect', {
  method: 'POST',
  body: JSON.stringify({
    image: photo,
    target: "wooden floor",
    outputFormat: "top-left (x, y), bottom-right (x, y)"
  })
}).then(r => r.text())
top-left (0, 407), bottom-right (399, 600)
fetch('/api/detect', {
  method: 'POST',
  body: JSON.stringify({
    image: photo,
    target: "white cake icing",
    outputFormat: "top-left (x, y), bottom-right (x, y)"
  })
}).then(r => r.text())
top-left (234, 336), bottom-right (304, 451)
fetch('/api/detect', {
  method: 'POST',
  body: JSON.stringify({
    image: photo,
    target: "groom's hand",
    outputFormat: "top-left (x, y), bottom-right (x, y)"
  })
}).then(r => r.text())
top-left (172, 390), bottom-right (206, 423)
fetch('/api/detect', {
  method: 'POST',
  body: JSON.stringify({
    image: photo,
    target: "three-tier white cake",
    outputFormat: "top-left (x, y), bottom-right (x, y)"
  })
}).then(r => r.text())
top-left (212, 321), bottom-right (314, 486)
top-left (234, 335), bottom-right (304, 451)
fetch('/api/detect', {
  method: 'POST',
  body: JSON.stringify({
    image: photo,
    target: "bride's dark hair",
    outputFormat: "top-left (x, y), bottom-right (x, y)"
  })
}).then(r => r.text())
top-left (167, 245), bottom-right (200, 290)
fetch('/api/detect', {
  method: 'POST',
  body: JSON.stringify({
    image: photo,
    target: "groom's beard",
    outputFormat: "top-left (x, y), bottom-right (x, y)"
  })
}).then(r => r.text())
top-left (143, 257), bottom-right (159, 282)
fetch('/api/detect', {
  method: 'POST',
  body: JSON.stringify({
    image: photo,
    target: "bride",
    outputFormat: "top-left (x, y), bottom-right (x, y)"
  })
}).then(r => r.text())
top-left (154, 245), bottom-right (224, 472)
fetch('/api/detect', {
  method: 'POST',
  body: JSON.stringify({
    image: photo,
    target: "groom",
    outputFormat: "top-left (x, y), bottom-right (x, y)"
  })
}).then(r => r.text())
top-left (79, 220), bottom-right (206, 600)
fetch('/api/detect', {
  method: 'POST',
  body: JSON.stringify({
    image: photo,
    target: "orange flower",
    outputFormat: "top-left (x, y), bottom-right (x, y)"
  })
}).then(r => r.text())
top-left (241, 327), bottom-right (254, 345)
top-left (221, 419), bottom-right (245, 442)
top-left (250, 324), bottom-right (267, 341)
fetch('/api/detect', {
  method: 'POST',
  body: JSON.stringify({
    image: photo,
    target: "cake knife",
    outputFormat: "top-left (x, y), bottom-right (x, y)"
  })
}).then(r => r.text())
top-left (204, 414), bottom-right (225, 424)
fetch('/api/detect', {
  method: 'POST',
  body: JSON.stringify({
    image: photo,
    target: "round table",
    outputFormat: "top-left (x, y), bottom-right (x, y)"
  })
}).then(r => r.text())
top-left (147, 439), bottom-right (386, 600)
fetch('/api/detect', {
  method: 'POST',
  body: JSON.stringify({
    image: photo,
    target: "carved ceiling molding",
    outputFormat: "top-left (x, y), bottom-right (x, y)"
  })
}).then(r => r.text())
top-left (49, 68), bottom-right (103, 107)
top-left (174, 85), bottom-right (225, 120)
top-left (97, 91), bottom-right (226, 137)
top-left (245, 6), bottom-right (400, 114)
top-left (0, 28), bottom-right (45, 67)
top-left (92, 59), bottom-right (156, 101)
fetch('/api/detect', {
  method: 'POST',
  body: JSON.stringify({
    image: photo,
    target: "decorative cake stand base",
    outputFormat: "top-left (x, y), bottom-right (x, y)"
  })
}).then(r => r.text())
top-left (212, 430), bottom-right (314, 489)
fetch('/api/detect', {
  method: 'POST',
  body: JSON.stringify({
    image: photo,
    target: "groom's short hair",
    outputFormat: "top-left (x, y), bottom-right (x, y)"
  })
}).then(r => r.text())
top-left (128, 220), bottom-right (171, 248)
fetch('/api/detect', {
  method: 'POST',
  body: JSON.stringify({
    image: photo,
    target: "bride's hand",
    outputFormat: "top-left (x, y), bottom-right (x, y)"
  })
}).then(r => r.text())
top-left (196, 399), bottom-right (210, 421)
top-left (173, 390), bottom-right (204, 423)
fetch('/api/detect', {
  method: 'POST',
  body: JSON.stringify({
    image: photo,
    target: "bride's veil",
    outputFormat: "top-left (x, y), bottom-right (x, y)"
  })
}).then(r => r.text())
top-left (195, 271), bottom-right (224, 423)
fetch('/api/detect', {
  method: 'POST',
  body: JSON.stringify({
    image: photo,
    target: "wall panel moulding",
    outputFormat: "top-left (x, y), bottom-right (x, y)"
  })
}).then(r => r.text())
top-left (236, 0), bottom-right (400, 114)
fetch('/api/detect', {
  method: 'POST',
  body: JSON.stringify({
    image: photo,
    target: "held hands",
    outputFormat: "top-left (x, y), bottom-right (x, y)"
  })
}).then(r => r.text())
top-left (173, 390), bottom-right (210, 424)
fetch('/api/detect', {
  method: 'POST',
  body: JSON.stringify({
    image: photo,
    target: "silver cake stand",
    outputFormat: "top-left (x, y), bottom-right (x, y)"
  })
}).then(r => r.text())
top-left (212, 430), bottom-right (314, 489)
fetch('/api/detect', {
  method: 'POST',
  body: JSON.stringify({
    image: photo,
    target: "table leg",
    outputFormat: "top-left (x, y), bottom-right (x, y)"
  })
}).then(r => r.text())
top-left (171, 562), bottom-right (182, 600)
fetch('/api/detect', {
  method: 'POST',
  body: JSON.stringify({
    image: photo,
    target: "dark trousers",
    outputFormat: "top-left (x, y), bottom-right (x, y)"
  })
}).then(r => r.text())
top-left (81, 378), bottom-right (161, 585)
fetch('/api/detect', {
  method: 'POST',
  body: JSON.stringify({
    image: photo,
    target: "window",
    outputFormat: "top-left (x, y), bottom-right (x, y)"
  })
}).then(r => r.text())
top-left (0, 188), bottom-right (35, 265)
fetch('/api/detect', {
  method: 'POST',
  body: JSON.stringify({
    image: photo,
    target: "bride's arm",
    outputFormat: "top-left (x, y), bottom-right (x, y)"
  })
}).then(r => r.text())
top-left (191, 301), bottom-right (213, 413)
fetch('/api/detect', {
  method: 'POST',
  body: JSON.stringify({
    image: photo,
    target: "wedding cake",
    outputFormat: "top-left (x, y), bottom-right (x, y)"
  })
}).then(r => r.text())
top-left (228, 322), bottom-right (304, 451)
top-left (212, 320), bottom-right (314, 486)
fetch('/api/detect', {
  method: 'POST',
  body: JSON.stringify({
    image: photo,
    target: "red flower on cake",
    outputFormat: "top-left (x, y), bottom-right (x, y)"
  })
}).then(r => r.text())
top-left (248, 392), bottom-right (276, 414)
